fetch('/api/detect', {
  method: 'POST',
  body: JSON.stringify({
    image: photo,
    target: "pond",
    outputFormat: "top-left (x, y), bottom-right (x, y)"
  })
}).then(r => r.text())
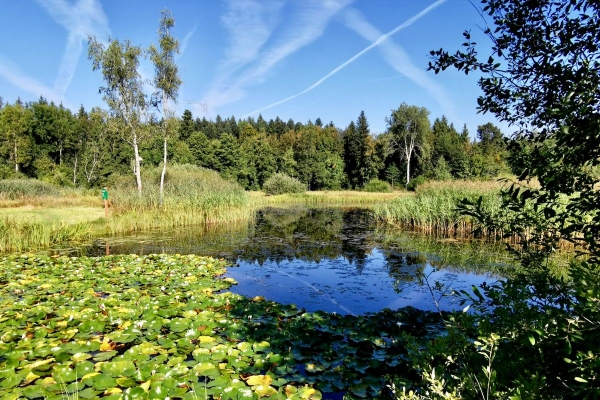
top-left (73, 207), bottom-right (516, 315)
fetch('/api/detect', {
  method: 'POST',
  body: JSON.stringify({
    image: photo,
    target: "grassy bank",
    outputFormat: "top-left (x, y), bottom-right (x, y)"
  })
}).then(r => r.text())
top-left (4, 174), bottom-right (516, 253)
top-left (0, 168), bottom-right (251, 252)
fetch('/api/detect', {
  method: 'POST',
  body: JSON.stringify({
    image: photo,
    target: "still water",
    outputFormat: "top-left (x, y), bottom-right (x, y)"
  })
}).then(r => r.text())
top-left (79, 207), bottom-right (514, 315)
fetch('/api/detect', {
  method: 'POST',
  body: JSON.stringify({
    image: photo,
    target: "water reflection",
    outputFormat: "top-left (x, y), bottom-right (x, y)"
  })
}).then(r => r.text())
top-left (71, 207), bottom-right (515, 314)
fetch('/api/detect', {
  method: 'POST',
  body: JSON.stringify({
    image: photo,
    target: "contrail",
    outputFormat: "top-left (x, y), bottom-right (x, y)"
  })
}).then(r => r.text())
top-left (243, 0), bottom-right (446, 118)
top-left (271, 267), bottom-right (356, 316)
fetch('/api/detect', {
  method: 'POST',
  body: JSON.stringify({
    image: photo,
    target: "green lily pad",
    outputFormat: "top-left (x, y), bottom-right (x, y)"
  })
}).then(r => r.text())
top-left (92, 374), bottom-right (118, 391)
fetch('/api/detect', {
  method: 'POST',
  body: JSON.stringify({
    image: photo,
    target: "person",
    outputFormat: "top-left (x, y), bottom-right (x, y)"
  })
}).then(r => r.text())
top-left (101, 187), bottom-right (109, 217)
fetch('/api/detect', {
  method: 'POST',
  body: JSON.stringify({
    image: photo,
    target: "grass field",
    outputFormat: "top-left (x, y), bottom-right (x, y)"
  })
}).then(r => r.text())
top-left (0, 205), bottom-right (104, 225)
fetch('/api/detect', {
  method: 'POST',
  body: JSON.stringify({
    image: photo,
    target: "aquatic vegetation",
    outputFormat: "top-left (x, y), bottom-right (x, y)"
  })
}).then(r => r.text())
top-left (373, 181), bottom-right (504, 235)
top-left (0, 253), bottom-right (442, 399)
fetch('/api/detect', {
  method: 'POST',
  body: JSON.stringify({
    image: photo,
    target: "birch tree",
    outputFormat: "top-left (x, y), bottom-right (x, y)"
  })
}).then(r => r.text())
top-left (386, 103), bottom-right (431, 187)
top-left (88, 37), bottom-right (148, 195)
top-left (0, 102), bottom-right (33, 174)
top-left (149, 9), bottom-right (182, 204)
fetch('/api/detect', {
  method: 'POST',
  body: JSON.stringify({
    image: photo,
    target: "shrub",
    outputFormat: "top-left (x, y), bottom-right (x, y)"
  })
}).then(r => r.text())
top-left (362, 179), bottom-right (392, 193)
top-left (263, 173), bottom-right (306, 195)
top-left (406, 176), bottom-right (426, 191)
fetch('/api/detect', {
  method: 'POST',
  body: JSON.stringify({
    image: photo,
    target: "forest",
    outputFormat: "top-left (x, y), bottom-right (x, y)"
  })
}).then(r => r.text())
top-left (0, 95), bottom-right (509, 191)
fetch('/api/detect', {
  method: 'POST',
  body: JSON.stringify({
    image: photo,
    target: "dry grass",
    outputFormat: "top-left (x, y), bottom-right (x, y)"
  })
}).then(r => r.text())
top-left (249, 190), bottom-right (406, 206)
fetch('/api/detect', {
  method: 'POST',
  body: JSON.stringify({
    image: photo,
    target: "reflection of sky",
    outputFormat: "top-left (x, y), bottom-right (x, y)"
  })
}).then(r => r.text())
top-left (227, 248), bottom-right (495, 315)
top-left (79, 207), bottom-right (506, 315)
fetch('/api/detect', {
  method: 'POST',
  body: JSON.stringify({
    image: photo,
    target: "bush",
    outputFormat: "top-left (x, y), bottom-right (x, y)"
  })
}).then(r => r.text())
top-left (362, 179), bottom-right (392, 193)
top-left (0, 179), bottom-right (61, 199)
top-left (406, 176), bottom-right (426, 191)
top-left (263, 173), bottom-right (306, 195)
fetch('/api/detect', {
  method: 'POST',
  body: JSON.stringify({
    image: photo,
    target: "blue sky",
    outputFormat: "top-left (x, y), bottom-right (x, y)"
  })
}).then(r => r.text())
top-left (0, 0), bottom-right (509, 137)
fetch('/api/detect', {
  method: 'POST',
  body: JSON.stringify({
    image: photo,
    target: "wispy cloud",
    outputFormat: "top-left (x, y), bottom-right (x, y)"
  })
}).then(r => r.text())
top-left (179, 24), bottom-right (198, 58)
top-left (342, 3), bottom-right (458, 122)
top-left (220, 0), bottom-right (283, 72)
top-left (0, 58), bottom-right (67, 105)
top-left (202, 0), bottom-right (352, 112)
top-left (244, 0), bottom-right (447, 118)
top-left (36, 0), bottom-right (110, 95)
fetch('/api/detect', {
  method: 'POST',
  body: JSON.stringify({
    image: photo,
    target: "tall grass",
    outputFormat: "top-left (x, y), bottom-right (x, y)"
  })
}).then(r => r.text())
top-left (0, 217), bottom-right (92, 253)
top-left (250, 190), bottom-right (403, 207)
top-left (373, 180), bottom-right (504, 235)
top-left (106, 164), bottom-right (251, 233)
top-left (0, 179), bottom-right (100, 208)
top-left (0, 179), bottom-right (61, 199)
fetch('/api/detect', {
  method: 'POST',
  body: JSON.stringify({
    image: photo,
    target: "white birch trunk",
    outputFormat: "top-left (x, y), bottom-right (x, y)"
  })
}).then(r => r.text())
top-left (160, 136), bottom-right (167, 206)
top-left (133, 132), bottom-right (142, 195)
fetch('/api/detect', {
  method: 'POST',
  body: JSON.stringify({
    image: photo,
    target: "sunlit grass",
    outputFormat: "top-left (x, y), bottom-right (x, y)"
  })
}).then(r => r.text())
top-left (0, 216), bottom-right (92, 253)
top-left (373, 179), bottom-right (505, 235)
top-left (249, 190), bottom-right (405, 206)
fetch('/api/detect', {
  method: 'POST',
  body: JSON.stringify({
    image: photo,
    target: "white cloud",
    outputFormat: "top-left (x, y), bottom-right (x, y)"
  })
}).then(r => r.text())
top-left (179, 24), bottom-right (198, 58)
top-left (0, 58), bottom-right (68, 105)
top-left (220, 0), bottom-right (283, 71)
top-left (202, 0), bottom-right (352, 112)
top-left (243, 0), bottom-right (447, 118)
top-left (342, 4), bottom-right (458, 122)
top-left (36, 0), bottom-right (110, 95)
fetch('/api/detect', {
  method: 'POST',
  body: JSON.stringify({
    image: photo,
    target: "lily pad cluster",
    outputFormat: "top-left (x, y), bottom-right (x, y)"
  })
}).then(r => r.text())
top-left (0, 254), bottom-right (442, 399)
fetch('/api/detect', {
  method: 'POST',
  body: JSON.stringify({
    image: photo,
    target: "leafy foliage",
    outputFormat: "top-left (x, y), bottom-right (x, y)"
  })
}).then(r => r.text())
top-left (418, 0), bottom-right (600, 398)
top-left (263, 173), bottom-right (306, 196)
top-left (362, 178), bottom-right (392, 193)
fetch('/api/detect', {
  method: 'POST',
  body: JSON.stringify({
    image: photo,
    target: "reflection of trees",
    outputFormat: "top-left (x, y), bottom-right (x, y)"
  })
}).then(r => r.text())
top-left (233, 207), bottom-right (349, 265)
top-left (380, 250), bottom-right (427, 287)
top-left (79, 206), bottom-right (515, 282)
top-left (376, 225), bottom-right (517, 277)
top-left (340, 209), bottom-right (373, 273)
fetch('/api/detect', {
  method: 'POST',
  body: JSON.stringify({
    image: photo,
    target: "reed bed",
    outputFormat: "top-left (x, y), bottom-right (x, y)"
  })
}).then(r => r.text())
top-left (373, 180), bottom-right (505, 235)
top-left (106, 165), bottom-right (251, 233)
top-left (0, 216), bottom-right (92, 253)
top-left (0, 178), bottom-right (61, 199)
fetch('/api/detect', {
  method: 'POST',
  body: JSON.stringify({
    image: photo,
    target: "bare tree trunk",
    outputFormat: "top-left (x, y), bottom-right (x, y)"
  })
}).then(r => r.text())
top-left (406, 156), bottom-right (410, 187)
top-left (133, 132), bottom-right (142, 195)
top-left (160, 136), bottom-right (167, 206)
top-left (14, 141), bottom-right (19, 173)
top-left (73, 154), bottom-right (78, 185)
top-left (159, 95), bottom-right (169, 206)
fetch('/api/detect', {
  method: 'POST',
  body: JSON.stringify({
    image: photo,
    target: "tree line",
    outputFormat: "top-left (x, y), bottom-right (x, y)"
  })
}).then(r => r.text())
top-left (0, 8), bottom-right (509, 193)
top-left (0, 95), bottom-right (510, 191)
